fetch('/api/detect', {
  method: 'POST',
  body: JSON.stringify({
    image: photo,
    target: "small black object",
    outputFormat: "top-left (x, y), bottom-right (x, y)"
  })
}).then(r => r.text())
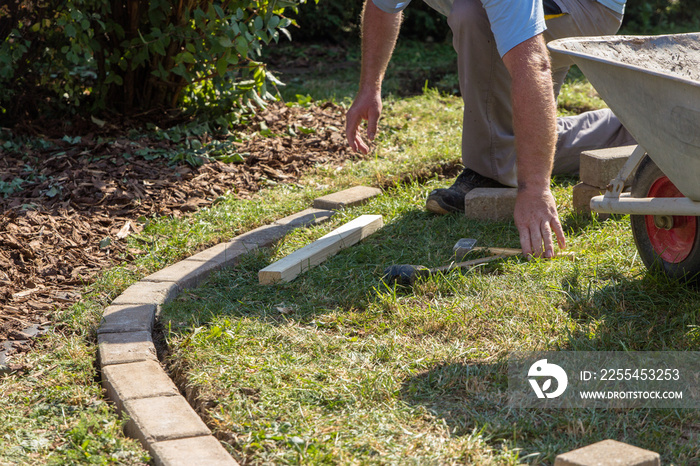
top-left (383, 264), bottom-right (431, 286)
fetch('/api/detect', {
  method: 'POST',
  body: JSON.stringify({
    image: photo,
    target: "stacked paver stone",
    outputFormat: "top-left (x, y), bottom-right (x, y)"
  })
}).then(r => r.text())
top-left (97, 186), bottom-right (382, 465)
top-left (462, 145), bottom-right (637, 221)
top-left (573, 145), bottom-right (637, 216)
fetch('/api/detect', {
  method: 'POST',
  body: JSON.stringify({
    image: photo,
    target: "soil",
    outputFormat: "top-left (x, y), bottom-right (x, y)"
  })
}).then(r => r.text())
top-left (0, 102), bottom-right (363, 355)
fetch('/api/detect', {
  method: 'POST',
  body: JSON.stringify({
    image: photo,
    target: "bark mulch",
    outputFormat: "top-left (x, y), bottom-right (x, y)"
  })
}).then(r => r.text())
top-left (0, 102), bottom-right (359, 357)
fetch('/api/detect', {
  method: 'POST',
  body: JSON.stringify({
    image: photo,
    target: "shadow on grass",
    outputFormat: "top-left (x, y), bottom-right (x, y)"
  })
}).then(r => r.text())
top-left (558, 265), bottom-right (700, 351)
top-left (398, 360), bottom-right (509, 437)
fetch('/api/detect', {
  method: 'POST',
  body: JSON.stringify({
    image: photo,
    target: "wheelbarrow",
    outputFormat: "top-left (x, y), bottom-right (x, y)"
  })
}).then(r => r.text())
top-left (548, 33), bottom-right (700, 280)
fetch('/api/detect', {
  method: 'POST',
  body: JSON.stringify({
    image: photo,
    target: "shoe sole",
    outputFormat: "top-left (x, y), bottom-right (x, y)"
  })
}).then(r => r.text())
top-left (426, 198), bottom-right (460, 215)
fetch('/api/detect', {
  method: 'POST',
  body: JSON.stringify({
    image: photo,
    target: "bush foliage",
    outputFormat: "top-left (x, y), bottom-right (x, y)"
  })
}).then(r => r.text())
top-left (289, 0), bottom-right (450, 42)
top-left (0, 0), bottom-right (302, 126)
top-left (622, 0), bottom-right (700, 32)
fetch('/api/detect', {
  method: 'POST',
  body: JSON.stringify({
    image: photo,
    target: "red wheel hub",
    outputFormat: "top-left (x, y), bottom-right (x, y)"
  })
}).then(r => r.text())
top-left (645, 176), bottom-right (697, 263)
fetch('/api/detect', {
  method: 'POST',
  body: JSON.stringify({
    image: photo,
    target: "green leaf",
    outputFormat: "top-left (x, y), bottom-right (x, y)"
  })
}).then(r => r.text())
top-left (65, 23), bottom-right (77, 38)
top-left (153, 40), bottom-right (166, 56)
top-left (45, 186), bottom-right (60, 198)
top-left (235, 36), bottom-right (249, 56)
top-left (219, 36), bottom-right (233, 48)
top-left (216, 57), bottom-right (229, 77)
top-left (180, 51), bottom-right (196, 64)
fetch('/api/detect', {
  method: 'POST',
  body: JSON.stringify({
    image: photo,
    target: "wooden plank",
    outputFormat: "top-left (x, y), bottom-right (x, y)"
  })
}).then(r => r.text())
top-left (258, 215), bottom-right (383, 284)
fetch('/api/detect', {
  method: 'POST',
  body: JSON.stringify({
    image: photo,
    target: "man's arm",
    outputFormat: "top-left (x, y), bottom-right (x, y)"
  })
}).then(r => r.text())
top-left (345, 0), bottom-right (402, 154)
top-left (501, 34), bottom-right (566, 258)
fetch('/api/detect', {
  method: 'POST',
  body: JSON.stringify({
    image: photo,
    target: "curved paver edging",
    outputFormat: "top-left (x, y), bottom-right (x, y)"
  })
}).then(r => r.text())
top-left (97, 187), bottom-right (381, 466)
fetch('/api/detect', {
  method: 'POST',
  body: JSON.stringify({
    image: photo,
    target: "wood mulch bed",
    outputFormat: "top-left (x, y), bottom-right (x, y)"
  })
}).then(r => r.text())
top-left (0, 102), bottom-right (360, 356)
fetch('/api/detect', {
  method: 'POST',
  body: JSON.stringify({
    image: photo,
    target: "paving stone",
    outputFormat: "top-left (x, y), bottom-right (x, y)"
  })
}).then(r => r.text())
top-left (123, 396), bottom-right (211, 445)
top-left (313, 186), bottom-right (382, 210)
top-left (101, 360), bottom-right (179, 412)
top-left (98, 331), bottom-right (158, 367)
top-left (464, 188), bottom-right (518, 221)
top-left (186, 241), bottom-right (257, 267)
top-left (273, 208), bottom-right (335, 228)
top-left (572, 182), bottom-right (611, 220)
top-left (150, 435), bottom-right (239, 466)
top-left (111, 281), bottom-right (179, 306)
top-left (554, 439), bottom-right (660, 466)
top-left (141, 259), bottom-right (223, 290)
top-left (98, 304), bottom-right (156, 334)
top-left (580, 145), bottom-right (636, 189)
top-left (234, 223), bottom-right (295, 248)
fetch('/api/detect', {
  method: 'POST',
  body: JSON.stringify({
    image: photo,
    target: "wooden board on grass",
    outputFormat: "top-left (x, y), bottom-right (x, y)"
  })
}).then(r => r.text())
top-left (258, 215), bottom-right (383, 284)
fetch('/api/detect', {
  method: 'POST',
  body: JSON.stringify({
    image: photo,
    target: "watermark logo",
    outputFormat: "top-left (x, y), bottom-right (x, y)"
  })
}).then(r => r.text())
top-left (527, 359), bottom-right (568, 399)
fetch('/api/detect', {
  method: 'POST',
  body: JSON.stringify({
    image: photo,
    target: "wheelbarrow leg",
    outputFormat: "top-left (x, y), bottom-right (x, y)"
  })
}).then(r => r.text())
top-left (604, 144), bottom-right (648, 199)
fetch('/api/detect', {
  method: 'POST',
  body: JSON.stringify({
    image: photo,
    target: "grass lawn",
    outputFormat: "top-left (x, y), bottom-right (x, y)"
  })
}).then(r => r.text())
top-left (158, 43), bottom-right (699, 464)
top-left (1, 35), bottom-right (698, 465)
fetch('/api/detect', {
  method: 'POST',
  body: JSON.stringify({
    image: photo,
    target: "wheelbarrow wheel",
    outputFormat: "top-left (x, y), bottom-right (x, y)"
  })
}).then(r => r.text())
top-left (630, 155), bottom-right (700, 281)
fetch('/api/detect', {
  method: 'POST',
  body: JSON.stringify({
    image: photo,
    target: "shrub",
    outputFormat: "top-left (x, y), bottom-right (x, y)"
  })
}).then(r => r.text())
top-left (622, 0), bottom-right (700, 33)
top-left (0, 0), bottom-right (303, 126)
top-left (289, 0), bottom-right (450, 43)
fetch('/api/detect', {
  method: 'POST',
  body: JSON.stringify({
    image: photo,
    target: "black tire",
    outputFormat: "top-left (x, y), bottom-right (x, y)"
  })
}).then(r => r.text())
top-left (630, 155), bottom-right (700, 281)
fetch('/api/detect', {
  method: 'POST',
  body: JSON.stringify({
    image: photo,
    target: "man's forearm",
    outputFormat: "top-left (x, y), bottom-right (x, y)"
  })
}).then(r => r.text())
top-left (503, 35), bottom-right (557, 192)
top-left (502, 34), bottom-right (566, 257)
top-left (358, 0), bottom-right (403, 93)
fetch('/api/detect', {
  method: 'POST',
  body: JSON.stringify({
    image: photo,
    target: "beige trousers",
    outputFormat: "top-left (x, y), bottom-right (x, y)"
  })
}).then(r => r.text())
top-left (448, 0), bottom-right (635, 187)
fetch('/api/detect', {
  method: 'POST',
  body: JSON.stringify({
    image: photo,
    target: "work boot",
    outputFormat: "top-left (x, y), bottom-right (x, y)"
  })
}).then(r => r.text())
top-left (426, 168), bottom-right (507, 214)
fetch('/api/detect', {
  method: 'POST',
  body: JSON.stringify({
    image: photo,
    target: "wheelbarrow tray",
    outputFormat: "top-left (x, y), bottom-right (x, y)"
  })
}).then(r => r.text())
top-left (548, 33), bottom-right (700, 201)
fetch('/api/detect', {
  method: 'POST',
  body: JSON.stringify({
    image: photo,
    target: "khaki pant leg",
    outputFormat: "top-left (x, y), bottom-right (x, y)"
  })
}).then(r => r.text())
top-left (448, 0), bottom-right (518, 187)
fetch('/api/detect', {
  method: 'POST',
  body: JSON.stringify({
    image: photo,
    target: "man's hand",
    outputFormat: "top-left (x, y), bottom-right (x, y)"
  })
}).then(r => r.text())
top-left (346, 89), bottom-right (382, 155)
top-left (514, 187), bottom-right (566, 258)
top-left (345, 0), bottom-right (401, 154)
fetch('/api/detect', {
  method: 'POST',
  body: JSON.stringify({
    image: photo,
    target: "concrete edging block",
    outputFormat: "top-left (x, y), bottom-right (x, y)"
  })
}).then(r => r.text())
top-left (464, 187), bottom-right (518, 221)
top-left (101, 359), bottom-right (179, 413)
top-left (98, 304), bottom-right (157, 334)
top-left (98, 331), bottom-right (158, 367)
top-left (123, 396), bottom-right (211, 445)
top-left (572, 182), bottom-right (606, 216)
top-left (273, 208), bottom-right (335, 228)
top-left (110, 281), bottom-right (180, 307)
top-left (233, 223), bottom-right (295, 248)
top-left (142, 259), bottom-right (223, 290)
top-left (313, 186), bottom-right (382, 210)
top-left (580, 145), bottom-right (636, 189)
top-left (554, 439), bottom-right (660, 466)
top-left (150, 436), bottom-right (240, 466)
top-left (186, 241), bottom-right (256, 267)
